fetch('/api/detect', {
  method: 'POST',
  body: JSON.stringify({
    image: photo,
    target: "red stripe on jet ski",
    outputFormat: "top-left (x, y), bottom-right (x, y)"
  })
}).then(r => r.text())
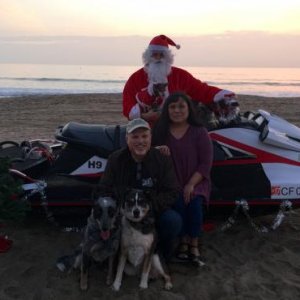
top-left (210, 133), bottom-right (300, 166)
top-left (72, 173), bottom-right (103, 178)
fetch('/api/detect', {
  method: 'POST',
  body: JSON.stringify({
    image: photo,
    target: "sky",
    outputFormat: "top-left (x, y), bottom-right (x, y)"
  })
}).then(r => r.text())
top-left (1, 0), bottom-right (300, 67)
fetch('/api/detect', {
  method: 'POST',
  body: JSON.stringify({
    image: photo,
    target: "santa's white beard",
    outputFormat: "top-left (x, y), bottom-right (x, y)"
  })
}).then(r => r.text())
top-left (146, 61), bottom-right (171, 83)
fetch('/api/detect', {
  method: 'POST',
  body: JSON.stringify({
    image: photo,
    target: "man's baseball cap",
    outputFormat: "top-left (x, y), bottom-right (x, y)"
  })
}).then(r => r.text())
top-left (126, 118), bottom-right (150, 134)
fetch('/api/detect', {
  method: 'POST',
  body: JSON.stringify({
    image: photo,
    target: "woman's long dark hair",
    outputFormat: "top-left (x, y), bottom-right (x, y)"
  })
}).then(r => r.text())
top-left (152, 91), bottom-right (203, 146)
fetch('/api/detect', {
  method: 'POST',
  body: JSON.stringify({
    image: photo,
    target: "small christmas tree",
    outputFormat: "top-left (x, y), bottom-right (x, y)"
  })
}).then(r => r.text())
top-left (0, 158), bottom-right (30, 221)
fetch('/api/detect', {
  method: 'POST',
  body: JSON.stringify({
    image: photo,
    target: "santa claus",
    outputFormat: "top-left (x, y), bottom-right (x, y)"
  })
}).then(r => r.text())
top-left (123, 34), bottom-right (238, 124)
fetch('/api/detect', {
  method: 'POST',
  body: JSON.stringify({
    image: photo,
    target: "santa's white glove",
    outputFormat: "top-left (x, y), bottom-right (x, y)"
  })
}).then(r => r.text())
top-left (213, 90), bottom-right (240, 124)
top-left (214, 90), bottom-right (238, 106)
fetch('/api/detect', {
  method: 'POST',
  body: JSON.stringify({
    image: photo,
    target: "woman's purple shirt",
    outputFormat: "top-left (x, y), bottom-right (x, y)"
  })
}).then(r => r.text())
top-left (166, 126), bottom-right (213, 202)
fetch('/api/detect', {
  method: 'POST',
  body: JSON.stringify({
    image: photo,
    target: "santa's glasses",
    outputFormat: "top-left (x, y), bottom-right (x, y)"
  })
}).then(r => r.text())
top-left (151, 51), bottom-right (164, 59)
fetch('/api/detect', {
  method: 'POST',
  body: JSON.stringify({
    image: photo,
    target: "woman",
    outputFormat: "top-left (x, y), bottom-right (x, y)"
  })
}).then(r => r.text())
top-left (152, 92), bottom-right (213, 266)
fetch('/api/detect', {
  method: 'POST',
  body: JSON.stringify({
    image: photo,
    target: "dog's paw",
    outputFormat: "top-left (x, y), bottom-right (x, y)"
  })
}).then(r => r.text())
top-left (111, 282), bottom-right (121, 292)
top-left (106, 276), bottom-right (113, 286)
top-left (80, 282), bottom-right (88, 291)
top-left (164, 282), bottom-right (173, 290)
top-left (139, 281), bottom-right (148, 289)
top-left (80, 276), bottom-right (88, 291)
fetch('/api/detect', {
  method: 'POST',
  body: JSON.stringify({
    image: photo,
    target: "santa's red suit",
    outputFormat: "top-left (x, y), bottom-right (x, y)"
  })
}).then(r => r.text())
top-left (123, 66), bottom-right (222, 119)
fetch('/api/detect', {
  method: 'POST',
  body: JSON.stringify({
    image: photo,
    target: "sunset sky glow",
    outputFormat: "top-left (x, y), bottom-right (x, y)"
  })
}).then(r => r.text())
top-left (1, 0), bottom-right (300, 67)
top-left (1, 0), bottom-right (300, 36)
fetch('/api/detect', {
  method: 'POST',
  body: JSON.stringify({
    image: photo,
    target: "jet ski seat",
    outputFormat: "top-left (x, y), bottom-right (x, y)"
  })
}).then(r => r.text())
top-left (55, 122), bottom-right (127, 153)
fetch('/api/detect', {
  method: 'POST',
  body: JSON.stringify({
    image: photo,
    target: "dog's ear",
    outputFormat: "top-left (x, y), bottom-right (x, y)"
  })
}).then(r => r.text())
top-left (124, 187), bottom-right (132, 197)
top-left (92, 186), bottom-right (114, 202)
top-left (121, 193), bottom-right (127, 210)
top-left (91, 186), bottom-right (106, 201)
top-left (111, 186), bottom-right (129, 209)
top-left (143, 189), bottom-right (155, 200)
top-left (144, 189), bottom-right (151, 196)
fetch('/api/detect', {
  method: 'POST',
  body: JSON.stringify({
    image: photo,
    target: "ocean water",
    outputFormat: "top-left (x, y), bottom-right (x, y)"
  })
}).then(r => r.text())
top-left (1, 63), bottom-right (300, 98)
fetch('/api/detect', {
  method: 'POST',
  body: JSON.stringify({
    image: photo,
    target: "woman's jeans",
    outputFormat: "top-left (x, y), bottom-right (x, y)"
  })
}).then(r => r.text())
top-left (173, 194), bottom-right (204, 238)
top-left (157, 208), bottom-right (182, 261)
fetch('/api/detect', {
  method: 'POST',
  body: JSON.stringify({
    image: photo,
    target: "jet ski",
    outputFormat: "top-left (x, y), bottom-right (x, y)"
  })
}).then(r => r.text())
top-left (210, 109), bottom-right (300, 205)
top-left (1, 108), bottom-right (300, 227)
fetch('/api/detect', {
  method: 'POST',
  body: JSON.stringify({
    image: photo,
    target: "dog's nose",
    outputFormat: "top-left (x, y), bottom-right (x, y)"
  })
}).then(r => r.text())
top-left (133, 209), bottom-right (140, 218)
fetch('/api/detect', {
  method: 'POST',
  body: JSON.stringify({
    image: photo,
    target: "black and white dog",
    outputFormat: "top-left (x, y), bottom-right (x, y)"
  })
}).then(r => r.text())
top-left (56, 196), bottom-right (120, 290)
top-left (112, 189), bottom-right (172, 291)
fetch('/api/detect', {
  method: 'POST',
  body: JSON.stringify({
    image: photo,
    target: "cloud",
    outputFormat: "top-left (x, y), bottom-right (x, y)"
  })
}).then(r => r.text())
top-left (176, 31), bottom-right (300, 67)
top-left (0, 32), bottom-right (299, 67)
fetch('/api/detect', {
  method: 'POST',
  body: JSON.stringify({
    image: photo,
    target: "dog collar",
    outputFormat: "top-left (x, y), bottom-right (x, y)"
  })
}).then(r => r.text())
top-left (128, 217), bottom-right (155, 234)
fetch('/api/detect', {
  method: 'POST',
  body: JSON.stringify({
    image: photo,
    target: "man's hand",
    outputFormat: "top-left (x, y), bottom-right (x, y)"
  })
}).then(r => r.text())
top-left (155, 145), bottom-right (170, 156)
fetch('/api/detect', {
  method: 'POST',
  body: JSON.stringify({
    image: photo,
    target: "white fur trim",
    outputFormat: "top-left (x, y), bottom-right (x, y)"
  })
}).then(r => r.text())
top-left (213, 90), bottom-right (235, 102)
top-left (148, 45), bottom-right (168, 52)
top-left (128, 103), bottom-right (141, 120)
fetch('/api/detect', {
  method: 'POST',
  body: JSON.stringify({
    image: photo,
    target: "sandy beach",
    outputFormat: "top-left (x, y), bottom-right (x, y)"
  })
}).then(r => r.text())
top-left (0, 93), bottom-right (300, 142)
top-left (1, 93), bottom-right (300, 300)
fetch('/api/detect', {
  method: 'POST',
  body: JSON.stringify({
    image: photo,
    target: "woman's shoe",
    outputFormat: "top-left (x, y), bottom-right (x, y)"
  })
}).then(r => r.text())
top-left (189, 246), bottom-right (205, 267)
top-left (175, 243), bottom-right (189, 261)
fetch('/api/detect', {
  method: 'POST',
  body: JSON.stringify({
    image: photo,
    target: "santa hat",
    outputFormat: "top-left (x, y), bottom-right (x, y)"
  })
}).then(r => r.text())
top-left (148, 35), bottom-right (180, 52)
